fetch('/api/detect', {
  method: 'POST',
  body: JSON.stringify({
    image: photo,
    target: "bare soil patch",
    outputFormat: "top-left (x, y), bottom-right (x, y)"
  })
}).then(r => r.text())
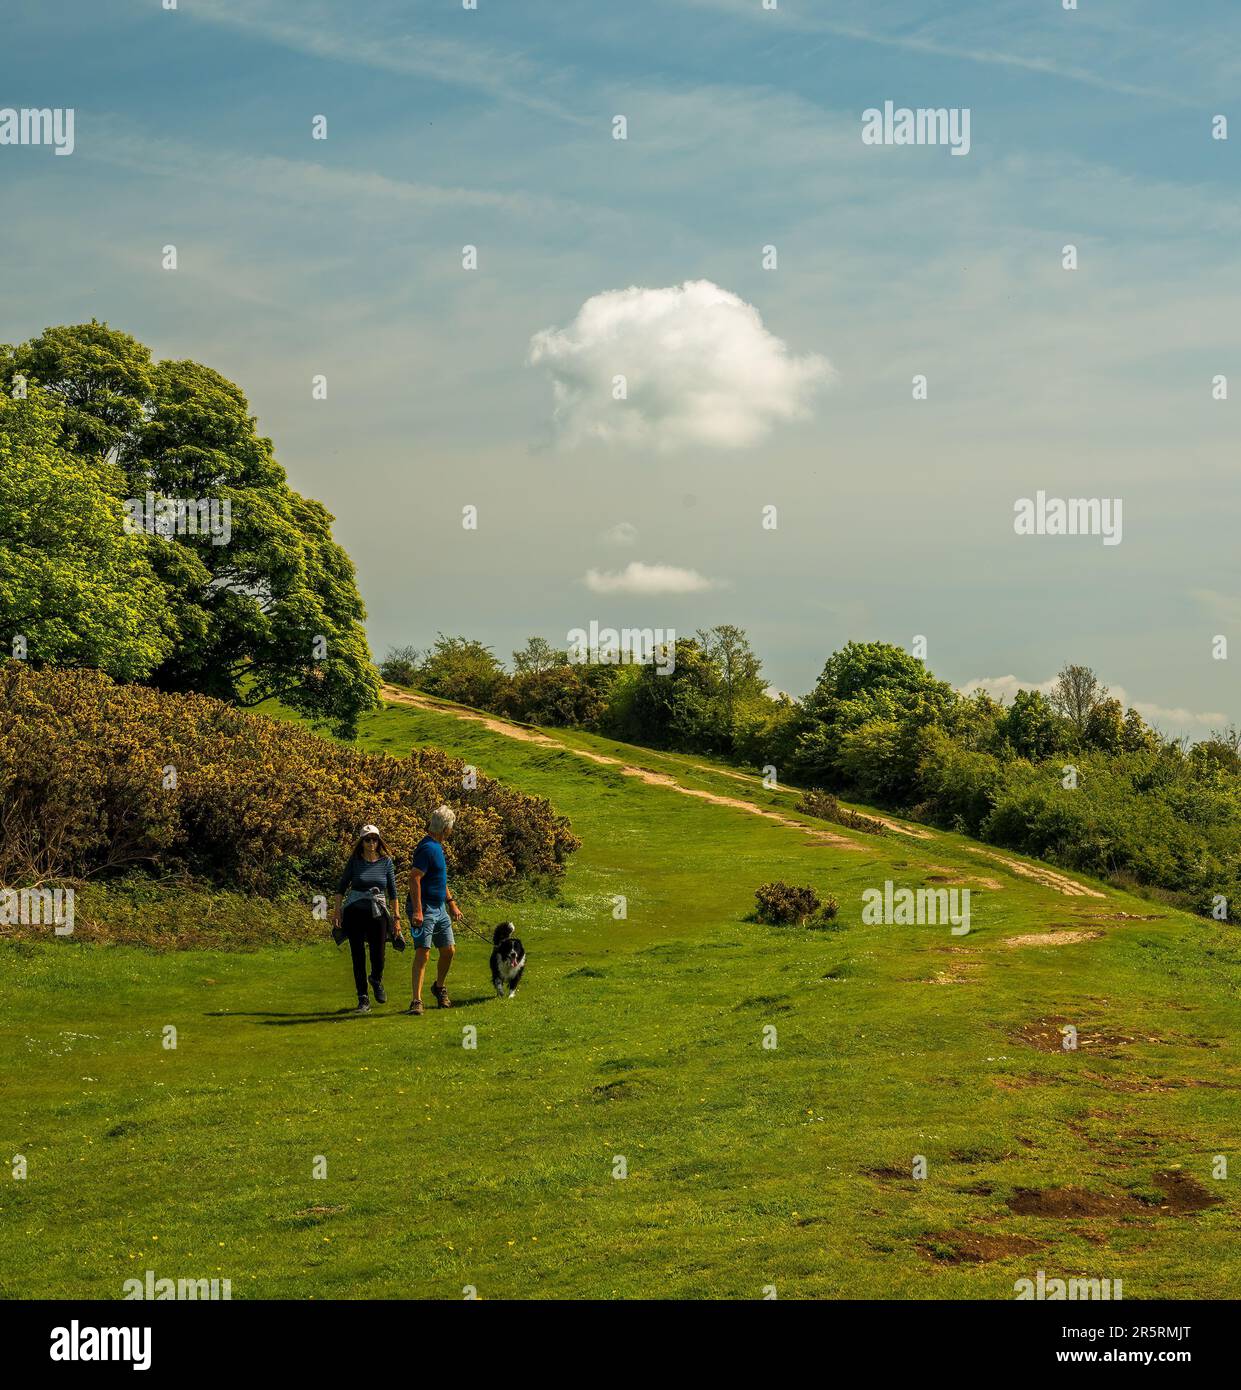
top-left (1152, 1170), bottom-right (1223, 1213)
top-left (1012, 1015), bottom-right (1133, 1054)
top-left (919, 1231), bottom-right (1047, 1264)
top-left (864, 1164), bottom-right (916, 1184)
top-left (1007, 1186), bottom-right (1146, 1219)
top-left (1003, 930), bottom-right (1103, 948)
top-left (1008, 1173), bottom-right (1221, 1219)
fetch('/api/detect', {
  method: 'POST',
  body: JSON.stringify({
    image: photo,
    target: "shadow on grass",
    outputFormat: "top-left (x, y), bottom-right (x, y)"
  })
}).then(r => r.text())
top-left (209, 997), bottom-right (496, 1025)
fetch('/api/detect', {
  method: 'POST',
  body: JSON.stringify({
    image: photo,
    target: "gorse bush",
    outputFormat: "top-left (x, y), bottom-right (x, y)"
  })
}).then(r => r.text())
top-left (795, 789), bottom-right (888, 836)
top-left (753, 881), bottom-right (822, 926)
top-left (0, 664), bottom-right (579, 895)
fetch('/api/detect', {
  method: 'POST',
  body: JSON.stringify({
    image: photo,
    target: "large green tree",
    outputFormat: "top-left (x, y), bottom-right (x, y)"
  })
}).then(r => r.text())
top-left (793, 640), bottom-right (958, 791)
top-left (0, 390), bottom-right (174, 679)
top-left (1, 323), bottom-right (379, 735)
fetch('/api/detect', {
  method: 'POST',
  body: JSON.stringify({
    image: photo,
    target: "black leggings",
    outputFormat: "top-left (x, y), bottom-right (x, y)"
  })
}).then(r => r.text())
top-left (343, 900), bottom-right (386, 999)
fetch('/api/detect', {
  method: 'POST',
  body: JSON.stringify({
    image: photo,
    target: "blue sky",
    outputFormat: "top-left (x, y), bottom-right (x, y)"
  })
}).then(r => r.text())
top-left (3, 0), bottom-right (1239, 735)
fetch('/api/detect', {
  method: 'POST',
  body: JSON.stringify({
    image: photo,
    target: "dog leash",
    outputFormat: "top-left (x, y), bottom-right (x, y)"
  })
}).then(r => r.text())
top-left (396, 914), bottom-right (490, 944)
top-left (454, 917), bottom-right (492, 944)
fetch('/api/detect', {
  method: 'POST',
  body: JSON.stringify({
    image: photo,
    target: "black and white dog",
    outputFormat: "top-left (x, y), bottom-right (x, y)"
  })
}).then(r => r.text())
top-left (489, 922), bottom-right (526, 999)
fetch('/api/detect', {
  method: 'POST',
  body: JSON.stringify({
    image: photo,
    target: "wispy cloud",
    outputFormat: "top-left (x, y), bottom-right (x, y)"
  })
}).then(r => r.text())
top-left (84, 119), bottom-right (575, 218)
top-left (680, 0), bottom-right (1198, 106)
top-left (184, 0), bottom-right (589, 126)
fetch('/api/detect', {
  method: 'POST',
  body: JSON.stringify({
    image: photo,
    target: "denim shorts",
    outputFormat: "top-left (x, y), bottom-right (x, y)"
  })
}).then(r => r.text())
top-left (409, 902), bottom-right (454, 949)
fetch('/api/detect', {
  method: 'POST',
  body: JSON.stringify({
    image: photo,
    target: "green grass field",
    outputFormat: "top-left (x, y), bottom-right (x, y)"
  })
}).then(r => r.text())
top-left (3, 694), bottom-right (1239, 1299)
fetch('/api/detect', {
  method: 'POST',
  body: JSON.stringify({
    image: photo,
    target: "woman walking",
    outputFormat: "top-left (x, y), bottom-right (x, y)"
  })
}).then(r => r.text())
top-left (332, 824), bottom-right (399, 1014)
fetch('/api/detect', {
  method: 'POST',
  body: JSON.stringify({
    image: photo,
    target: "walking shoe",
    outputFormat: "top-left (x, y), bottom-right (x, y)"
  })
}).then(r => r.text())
top-left (369, 976), bottom-right (387, 1004)
top-left (331, 924), bottom-right (346, 946)
top-left (431, 981), bottom-right (452, 1009)
top-left (406, 999), bottom-right (424, 1016)
top-left (355, 996), bottom-right (371, 1014)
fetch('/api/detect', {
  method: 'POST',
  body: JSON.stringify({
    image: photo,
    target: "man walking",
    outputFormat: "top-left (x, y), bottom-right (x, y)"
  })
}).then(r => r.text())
top-left (406, 804), bottom-right (463, 1014)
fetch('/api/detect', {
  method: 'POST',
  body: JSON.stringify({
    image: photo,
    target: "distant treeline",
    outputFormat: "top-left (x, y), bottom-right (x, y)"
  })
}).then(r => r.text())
top-left (382, 634), bottom-right (1241, 918)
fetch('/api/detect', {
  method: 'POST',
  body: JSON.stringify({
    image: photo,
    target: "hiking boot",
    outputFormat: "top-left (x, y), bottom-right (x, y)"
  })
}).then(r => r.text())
top-left (369, 976), bottom-right (387, 1004)
top-left (355, 996), bottom-right (371, 1014)
top-left (406, 999), bottom-right (424, 1016)
top-left (431, 981), bottom-right (452, 1009)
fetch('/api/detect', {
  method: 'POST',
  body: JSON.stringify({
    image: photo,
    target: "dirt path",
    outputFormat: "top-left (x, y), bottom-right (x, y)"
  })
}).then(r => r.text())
top-left (382, 686), bottom-right (863, 849)
top-left (383, 687), bottom-right (1108, 895)
top-left (966, 847), bottom-right (1106, 899)
top-left (689, 763), bottom-right (933, 838)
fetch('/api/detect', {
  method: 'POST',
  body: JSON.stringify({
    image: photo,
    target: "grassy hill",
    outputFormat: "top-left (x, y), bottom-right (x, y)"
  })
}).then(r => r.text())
top-left (2, 690), bottom-right (1239, 1299)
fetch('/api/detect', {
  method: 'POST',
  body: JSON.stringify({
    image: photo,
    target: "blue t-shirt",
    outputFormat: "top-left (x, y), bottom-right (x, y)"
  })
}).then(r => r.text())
top-left (411, 835), bottom-right (448, 908)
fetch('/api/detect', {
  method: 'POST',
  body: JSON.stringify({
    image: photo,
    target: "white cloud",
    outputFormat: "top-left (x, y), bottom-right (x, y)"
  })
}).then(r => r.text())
top-left (603, 521), bottom-right (639, 546)
top-left (1127, 699), bottom-right (1230, 736)
top-left (959, 674), bottom-right (1057, 704)
top-left (959, 675), bottom-right (1229, 740)
top-left (529, 280), bottom-right (833, 450)
top-left (583, 561), bottom-right (714, 595)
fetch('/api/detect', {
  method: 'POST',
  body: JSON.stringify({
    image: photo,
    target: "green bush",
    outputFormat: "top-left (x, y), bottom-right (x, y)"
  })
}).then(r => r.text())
top-left (379, 645), bottom-right (420, 687)
top-left (754, 881), bottom-right (821, 925)
top-left (502, 664), bottom-right (617, 728)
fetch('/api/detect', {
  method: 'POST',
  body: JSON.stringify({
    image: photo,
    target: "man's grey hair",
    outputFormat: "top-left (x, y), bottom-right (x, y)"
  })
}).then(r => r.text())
top-left (428, 804), bottom-right (456, 835)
